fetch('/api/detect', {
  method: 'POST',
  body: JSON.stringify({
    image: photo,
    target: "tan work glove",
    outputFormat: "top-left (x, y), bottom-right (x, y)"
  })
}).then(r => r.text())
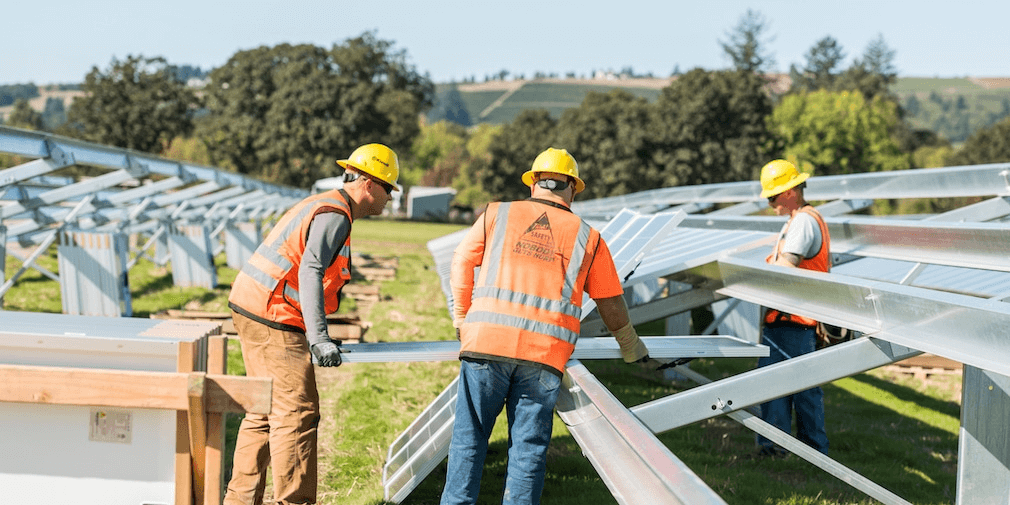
top-left (453, 317), bottom-right (464, 341)
top-left (612, 321), bottom-right (649, 363)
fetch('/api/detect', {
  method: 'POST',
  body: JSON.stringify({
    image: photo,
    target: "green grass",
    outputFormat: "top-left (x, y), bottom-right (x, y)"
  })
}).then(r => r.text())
top-left (3, 219), bottom-right (962, 504)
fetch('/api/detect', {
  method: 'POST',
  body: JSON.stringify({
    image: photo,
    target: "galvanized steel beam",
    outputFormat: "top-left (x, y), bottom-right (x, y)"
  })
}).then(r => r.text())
top-left (332, 336), bottom-right (766, 364)
top-left (557, 360), bottom-right (727, 505)
top-left (715, 257), bottom-right (1010, 376)
top-left (632, 337), bottom-right (921, 434)
top-left (666, 364), bottom-right (914, 505)
top-left (680, 215), bottom-right (1010, 272)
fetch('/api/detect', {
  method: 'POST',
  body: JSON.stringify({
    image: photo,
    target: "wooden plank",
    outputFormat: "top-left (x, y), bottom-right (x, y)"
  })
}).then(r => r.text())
top-left (177, 341), bottom-right (196, 505)
top-left (0, 365), bottom-right (271, 414)
top-left (0, 366), bottom-right (191, 408)
top-left (188, 374), bottom-right (207, 505)
top-left (204, 375), bottom-right (272, 415)
top-left (327, 324), bottom-right (362, 341)
top-left (205, 336), bottom-right (227, 505)
top-left (353, 266), bottom-right (396, 281)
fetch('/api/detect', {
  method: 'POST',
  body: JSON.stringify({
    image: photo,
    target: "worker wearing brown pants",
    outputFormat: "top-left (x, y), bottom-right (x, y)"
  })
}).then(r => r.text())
top-left (224, 144), bottom-right (401, 504)
top-left (225, 311), bottom-right (320, 503)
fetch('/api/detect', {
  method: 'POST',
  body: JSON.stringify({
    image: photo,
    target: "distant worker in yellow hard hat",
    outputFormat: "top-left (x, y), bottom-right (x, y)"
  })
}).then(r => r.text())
top-left (224, 143), bottom-right (399, 504)
top-left (441, 147), bottom-right (651, 503)
top-left (754, 159), bottom-right (832, 458)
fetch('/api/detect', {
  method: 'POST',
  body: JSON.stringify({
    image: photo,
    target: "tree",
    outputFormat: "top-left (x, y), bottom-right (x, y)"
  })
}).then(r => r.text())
top-left (200, 33), bottom-right (433, 188)
top-left (652, 69), bottom-right (775, 187)
top-left (768, 90), bottom-right (910, 175)
top-left (407, 121), bottom-right (468, 187)
top-left (66, 55), bottom-right (198, 153)
top-left (790, 36), bottom-right (847, 93)
top-left (473, 109), bottom-right (557, 202)
top-left (720, 9), bottom-right (775, 73)
top-left (949, 115), bottom-right (1010, 166)
top-left (836, 34), bottom-right (898, 101)
top-left (7, 99), bottom-right (43, 130)
top-left (554, 89), bottom-right (660, 199)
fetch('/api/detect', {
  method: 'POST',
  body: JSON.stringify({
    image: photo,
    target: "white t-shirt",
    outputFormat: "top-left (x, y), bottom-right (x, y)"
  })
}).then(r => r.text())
top-left (777, 211), bottom-right (822, 259)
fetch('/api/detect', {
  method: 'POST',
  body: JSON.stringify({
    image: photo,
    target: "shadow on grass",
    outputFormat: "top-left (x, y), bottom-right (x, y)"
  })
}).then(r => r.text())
top-left (846, 370), bottom-right (961, 415)
top-left (393, 432), bottom-right (610, 505)
top-left (131, 269), bottom-right (177, 298)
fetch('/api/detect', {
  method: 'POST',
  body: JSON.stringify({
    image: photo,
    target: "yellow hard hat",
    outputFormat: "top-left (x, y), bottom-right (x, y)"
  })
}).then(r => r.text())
top-left (759, 159), bottom-right (809, 199)
top-left (521, 148), bottom-right (585, 194)
top-left (337, 143), bottom-right (400, 191)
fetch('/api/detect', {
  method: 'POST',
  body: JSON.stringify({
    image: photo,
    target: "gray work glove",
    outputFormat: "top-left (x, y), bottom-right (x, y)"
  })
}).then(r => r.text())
top-left (310, 340), bottom-right (342, 367)
top-left (612, 321), bottom-right (649, 363)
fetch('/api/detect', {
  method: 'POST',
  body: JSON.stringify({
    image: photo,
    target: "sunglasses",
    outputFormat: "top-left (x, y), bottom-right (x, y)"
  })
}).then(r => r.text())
top-left (343, 170), bottom-right (394, 195)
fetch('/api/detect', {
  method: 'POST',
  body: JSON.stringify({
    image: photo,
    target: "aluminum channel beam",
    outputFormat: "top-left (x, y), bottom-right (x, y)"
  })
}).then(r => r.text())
top-left (556, 360), bottom-right (727, 505)
top-left (680, 214), bottom-right (1010, 272)
top-left (632, 337), bottom-right (921, 434)
top-left (714, 256), bottom-right (1010, 376)
top-left (338, 336), bottom-right (766, 363)
top-left (0, 126), bottom-right (303, 199)
top-left (572, 162), bottom-right (1010, 219)
top-left (666, 364), bottom-right (913, 505)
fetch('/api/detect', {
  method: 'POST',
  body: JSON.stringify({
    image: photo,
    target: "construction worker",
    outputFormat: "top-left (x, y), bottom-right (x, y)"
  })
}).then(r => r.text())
top-left (755, 159), bottom-right (831, 458)
top-left (441, 147), bottom-right (650, 504)
top-left (223, 143), bottom-right (399, 505)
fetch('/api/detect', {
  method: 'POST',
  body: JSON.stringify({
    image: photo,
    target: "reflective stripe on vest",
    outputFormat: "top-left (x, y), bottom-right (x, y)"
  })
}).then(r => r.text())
top-left (468, 202), bottom-right (590, 345)
top-left (238, 196), bottom-right (350, 293)
top-left (229, 190), bottom-right (353, 329)
top-left (765, 206), bottom-right (831, 327)
top-left (463, 201), bottom-right (593, 362)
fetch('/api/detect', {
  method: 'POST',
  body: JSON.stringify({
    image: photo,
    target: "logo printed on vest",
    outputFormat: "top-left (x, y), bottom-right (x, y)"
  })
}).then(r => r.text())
top-left (513, 213), bottom-right (556, 262)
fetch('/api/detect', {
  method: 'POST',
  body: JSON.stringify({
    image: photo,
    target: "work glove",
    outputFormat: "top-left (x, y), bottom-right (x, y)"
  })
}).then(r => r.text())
top-left (612, 321), bottom-right (649, 363)
top-left (310, 340), bottom-right (342, 367)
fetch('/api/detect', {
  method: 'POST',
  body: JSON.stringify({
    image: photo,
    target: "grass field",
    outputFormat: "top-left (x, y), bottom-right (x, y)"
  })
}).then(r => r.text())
top-left (3, 218), bottom-right (962, 504)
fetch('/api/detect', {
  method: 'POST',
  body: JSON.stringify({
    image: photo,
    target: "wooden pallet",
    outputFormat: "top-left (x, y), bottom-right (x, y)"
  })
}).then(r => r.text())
top-left (885, 354), bottom-right (963, 381)
top-left (351, 253), bottom-right (398, 281)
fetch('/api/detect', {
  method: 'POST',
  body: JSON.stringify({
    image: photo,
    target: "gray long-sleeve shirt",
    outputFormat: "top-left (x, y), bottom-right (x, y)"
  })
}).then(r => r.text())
top-left (298, 211), bottom-right (351, 346)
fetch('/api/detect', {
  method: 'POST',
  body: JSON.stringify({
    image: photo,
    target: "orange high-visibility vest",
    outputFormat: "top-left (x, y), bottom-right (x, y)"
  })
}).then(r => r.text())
top-left (764, 205), bottom-right (831, 327)
top-left (228, 189), bottom-right (353, 332)
top-left (459, 200), bottom-right (603, 375)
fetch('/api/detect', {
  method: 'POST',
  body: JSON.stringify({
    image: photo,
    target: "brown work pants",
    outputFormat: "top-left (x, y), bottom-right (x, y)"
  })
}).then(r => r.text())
top-left (223, 311), bottom-right (321, 505)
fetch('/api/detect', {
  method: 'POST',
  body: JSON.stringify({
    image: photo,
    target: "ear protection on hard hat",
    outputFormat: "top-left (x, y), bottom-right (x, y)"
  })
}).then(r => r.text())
top-left (760, 159), bottom-right (809, 199)
top-left (535, 178), bottom-right (571, 191)
top-left (521, 148), bottom-right (585, 194)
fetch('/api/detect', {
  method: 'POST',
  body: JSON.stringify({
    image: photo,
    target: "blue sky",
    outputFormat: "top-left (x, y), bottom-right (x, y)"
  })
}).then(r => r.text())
top-left (4, 0), bottom-right (1008, 85)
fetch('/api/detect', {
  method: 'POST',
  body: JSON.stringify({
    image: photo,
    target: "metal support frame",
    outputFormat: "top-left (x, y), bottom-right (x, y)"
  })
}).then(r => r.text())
top-left (557, 360), bottom-right (727, 505)
top-left (666, 364), bottom-right (914, 505)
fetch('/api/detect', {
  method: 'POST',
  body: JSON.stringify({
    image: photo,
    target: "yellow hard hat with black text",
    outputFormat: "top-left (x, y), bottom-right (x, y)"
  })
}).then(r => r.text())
top-left (521, 148), bottom-right (585, 194)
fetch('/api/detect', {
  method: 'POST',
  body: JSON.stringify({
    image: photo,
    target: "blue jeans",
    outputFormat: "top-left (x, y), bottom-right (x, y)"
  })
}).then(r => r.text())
top-left (756, 324), bottom-right (829, 455)
top-left (441, 359), bottom-right (562, 505)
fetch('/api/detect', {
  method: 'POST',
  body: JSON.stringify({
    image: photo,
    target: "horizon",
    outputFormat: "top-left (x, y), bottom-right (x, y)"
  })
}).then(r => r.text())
top-left (3, 0), bottom-right (1008, 87)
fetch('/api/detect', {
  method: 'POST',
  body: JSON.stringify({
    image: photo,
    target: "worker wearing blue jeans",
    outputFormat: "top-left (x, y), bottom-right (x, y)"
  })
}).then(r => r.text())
top-left (442, 359), bottom-right (561, 503)
top-left (756, 322), bottom-right (829, 455)
top-left (755, 160), bottom-right (832, 457)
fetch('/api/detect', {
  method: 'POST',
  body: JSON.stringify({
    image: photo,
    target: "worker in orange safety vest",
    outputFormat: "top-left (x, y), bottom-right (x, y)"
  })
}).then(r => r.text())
top-left (754, 159), bottom-right (832, 459)
top-left (440, 147), bottom-right (652, 504)
top-left (223, 143), bottom-right (399, 505)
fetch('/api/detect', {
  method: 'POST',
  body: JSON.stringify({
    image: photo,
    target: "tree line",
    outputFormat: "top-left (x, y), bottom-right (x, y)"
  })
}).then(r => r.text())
top-left (3, 16), bottom-right (1010, 210)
